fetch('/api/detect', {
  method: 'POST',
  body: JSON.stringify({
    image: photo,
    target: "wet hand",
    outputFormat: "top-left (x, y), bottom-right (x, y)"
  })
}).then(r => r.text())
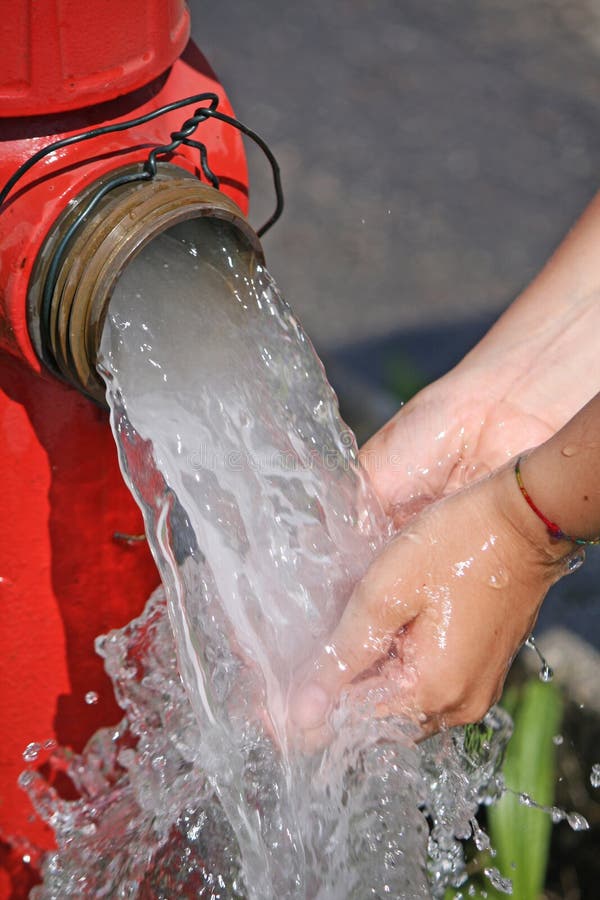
top-left (291, 464), bottom-right (572, 743)
top-left (360, 366), bottom-right (559, 526)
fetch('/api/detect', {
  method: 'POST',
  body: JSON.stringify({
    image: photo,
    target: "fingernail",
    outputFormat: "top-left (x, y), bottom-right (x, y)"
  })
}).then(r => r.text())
top-left (291, 682), bottom-right (330, 729)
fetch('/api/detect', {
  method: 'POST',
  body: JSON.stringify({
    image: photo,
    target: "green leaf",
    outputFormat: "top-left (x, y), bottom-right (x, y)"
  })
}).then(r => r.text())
top-left (385, 354), bottom-right (428, 402)
top-left (487, 679), bottom-right (563, 900)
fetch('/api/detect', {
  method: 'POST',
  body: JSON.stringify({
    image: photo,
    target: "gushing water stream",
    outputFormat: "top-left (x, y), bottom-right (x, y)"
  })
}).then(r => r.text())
top-left (23, 218), bottom-right (512, 898)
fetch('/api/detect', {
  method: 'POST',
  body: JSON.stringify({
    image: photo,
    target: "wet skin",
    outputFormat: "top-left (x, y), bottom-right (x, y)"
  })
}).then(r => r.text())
top-left (291, 192), bottom-right (600, 743)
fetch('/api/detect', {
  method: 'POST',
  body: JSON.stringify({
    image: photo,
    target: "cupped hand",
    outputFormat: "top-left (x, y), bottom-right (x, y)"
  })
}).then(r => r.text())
top-left (290, 463), bottom-right (572, 743)
top-left (359, 363), bottom-right (568, 526)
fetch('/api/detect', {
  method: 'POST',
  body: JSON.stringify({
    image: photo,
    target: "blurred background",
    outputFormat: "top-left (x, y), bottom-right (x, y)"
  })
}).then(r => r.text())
top-left (192, 0), bottom-right (600, 437)
top-left (189, 0), bottom-right (600, 646)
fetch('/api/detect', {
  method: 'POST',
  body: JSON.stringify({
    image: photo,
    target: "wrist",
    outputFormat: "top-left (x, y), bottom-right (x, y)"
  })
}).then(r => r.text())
top-left (457, 290), bottom-right (600, 434)
top-left (519, 417), bottom-right (600, 544)
top-left (492, 462), bottom-right (575, 570)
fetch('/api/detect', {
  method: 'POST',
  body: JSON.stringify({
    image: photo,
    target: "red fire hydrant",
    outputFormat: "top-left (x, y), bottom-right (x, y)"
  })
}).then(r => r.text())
top-left (0, 3), bottom-right (250, 895)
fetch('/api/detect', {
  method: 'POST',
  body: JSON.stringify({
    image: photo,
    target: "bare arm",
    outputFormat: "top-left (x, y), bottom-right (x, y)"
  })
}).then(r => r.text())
top-left (361, 193), bottom-right (600, 515)
top-left (461, 192), bottom-right (600, 431)
top-left (466, 192), bottom-right (600, 369)
top-left (290, 196), bottom-right (600, 742)
top-left (515, 392), bottom-right (600, 549)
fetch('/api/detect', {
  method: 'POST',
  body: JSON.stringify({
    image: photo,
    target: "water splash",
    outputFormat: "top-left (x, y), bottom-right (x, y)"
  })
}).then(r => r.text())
top-left (26, 218), bottom-right (512, 897)
top-left (502, 790), bottom-right (589, 833)
top-left (565, 550), bottom-right (586, 574)
top-left (483, 866), bottom-right (512, 894)
top-left (22, 743), bottom-right (42, 764)
top-left (524, 636), bottom-right (554, 683)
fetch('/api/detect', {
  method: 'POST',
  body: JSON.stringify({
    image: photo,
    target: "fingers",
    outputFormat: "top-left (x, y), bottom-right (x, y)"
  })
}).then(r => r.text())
top-left (341, 649), bottom-right (504, 742)
top-left (289, 536), bottom-right (423, 732)
top-left (359, 411), bottom-right (419, 514)
top-left (358, 395), bottom-right (451, 520)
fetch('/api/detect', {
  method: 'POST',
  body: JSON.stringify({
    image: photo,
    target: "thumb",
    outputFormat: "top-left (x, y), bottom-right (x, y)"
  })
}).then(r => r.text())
top-left (359, 408), bottom-right (443, 522)
top-left (290, 537), bottom-right (422, 731)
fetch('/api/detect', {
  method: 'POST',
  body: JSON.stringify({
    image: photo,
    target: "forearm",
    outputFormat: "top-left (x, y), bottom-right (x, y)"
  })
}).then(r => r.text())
top-left (518, 392), bottom-right (600, 549)
top-left (360, 194), bottom-right (600, 513)
top-left (465, 191), bottom-right (600, 366)
top-left (456, 193), bottom-right (600, 422)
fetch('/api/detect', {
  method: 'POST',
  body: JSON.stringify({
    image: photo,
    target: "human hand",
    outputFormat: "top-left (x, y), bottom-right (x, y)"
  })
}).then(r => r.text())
top-left (290, 463), bottom-right (574, 743)
top-left (360, 364), bottom-right (562, 527)
top-left (361, 288), bottom-right (600, 524)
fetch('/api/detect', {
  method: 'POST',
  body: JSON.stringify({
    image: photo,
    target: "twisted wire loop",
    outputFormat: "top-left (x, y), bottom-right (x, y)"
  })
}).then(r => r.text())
top-left (0, 94), bottom-right (282, 376)
top-left (144, 94), bottom-right (220, 184)
top-left (0, 93), bottom-right (283, 237)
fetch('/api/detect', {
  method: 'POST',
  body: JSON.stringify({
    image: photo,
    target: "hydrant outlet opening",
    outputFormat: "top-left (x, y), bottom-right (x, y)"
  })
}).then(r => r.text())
top-left (27, 163), bottom-right (264, 404)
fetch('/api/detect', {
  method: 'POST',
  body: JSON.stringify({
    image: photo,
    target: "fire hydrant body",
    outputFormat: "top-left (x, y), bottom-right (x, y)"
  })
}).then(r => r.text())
top-left (0, 3), bottom-right (249, 894)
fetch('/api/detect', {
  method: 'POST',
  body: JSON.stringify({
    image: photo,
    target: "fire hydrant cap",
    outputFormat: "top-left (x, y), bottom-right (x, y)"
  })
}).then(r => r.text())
top-left (0, 0), bottom-right (191, 116)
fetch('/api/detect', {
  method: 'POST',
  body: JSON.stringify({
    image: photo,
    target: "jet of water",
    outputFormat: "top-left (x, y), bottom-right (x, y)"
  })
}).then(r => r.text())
top-left (25, 218), bottom-right (511, 898)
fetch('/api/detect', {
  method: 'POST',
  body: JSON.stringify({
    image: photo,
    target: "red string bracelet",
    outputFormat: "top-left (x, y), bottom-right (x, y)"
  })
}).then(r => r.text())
top-left (515, 456), bottom-right (600, 546)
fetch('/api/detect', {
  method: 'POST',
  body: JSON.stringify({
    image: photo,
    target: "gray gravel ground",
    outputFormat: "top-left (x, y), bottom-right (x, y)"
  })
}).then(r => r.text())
top-left (192, 0), bottom-right (600, 347)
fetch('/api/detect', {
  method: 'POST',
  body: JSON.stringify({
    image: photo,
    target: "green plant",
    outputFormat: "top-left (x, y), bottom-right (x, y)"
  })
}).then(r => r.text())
top-left (443, 678), bottom-right (564, 900)
top-left (385, 354), bottom-right (428, 403)
top-left (487, 679), bottom-right (563, 899)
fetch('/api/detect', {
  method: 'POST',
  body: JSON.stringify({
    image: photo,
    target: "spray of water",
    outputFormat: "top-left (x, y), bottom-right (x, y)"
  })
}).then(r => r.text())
top-left (24, 218), bottom-right (511, 898)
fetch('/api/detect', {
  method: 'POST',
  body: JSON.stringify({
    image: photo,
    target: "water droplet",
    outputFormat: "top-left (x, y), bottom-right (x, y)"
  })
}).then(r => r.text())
top-left (561, 445), bottom-right (578, 457)
top-left (484, 866), bottom-right (512, 894)
top-left (22, 854), bottom-right (31, 865)
top-left (151, 754), bottom-right (166, 771)
top-left (539, 663), bottom-right (554, 683)
top-left (551, 806), bottom-right (565, 824)
top-left (85, 691), bottom-right (99, 705)
top-left (187, 822), bottom-right (202, 841)
top-left (18, 771), bottom-right (34, 789)
top-left (22, 742), bottom-right (41, 762)
top-left (590, 764), bottom-right (600, 788)
top-left (471, 818), bottom-right (491, 851)
top-left (463, 462), bottom-right (491, 484)
top-left (552, 734), bottom-right (563, 746)
top-left (488, 569), bottom-right (508, 589)
top-left (525, 636), bottom-right (554, 683)
top-left (565, 550), bottom-right (585, 574)
top-left (518, 792), bottom-right (534, 807)
top-left (567, 812), bottom-right (589, 831)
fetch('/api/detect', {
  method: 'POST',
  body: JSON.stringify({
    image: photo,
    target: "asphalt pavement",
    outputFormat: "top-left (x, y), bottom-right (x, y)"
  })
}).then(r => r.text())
top-left (192, 0), bottom-right (600, 346)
